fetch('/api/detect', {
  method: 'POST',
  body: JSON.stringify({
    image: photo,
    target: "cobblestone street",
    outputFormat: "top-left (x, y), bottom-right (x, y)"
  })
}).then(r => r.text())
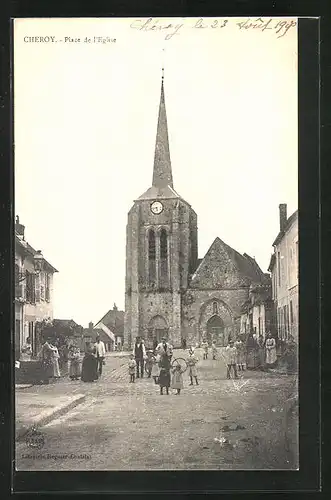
top-left (16, 349), bottom-right (298, 471)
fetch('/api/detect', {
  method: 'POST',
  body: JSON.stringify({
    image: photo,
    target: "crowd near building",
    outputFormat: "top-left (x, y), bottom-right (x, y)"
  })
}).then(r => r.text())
top-left (15, 78), bottom-right (298, 365)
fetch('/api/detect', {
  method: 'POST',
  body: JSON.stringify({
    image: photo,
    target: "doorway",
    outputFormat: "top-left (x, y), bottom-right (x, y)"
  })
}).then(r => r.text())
top-left (147, 315), bottom-right (169, 348)
top-left (206, 315), bottom-right (225, 346)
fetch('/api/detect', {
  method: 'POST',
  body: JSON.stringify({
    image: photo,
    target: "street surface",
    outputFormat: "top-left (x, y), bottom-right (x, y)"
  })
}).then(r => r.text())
top-left (16, 348), bottom-right (298, 470)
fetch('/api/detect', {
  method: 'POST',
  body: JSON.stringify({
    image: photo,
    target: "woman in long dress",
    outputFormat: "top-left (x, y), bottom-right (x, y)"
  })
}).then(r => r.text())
top-left (38, 340), bottom-right (54, 384)
top-left (245, 332), bottom-right (259, 370)
top-left (257, 334), bottom-right (266, 369)
top-left (158, 354), bottom-right (171, 395)
top-left (151, 353), bottom-right (160, 384)
top-left (50, 343), bottom-right (61, 378)
top-left (81, 345), bottom-right (98, 382)
top-left (265, 333), bottom-right (277, 368)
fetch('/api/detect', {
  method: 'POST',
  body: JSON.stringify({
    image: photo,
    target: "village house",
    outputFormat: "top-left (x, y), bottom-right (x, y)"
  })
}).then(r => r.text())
top-left (240, 280), bottom-right (275, 341)
top-left (82, 321), bottom-right (115, 352)
top-left (94, 304), bottom-right (124, 350)
top-left (15, 216), bottom-right (58, 359)
top-left (268, 204), bottom-right (299, 344)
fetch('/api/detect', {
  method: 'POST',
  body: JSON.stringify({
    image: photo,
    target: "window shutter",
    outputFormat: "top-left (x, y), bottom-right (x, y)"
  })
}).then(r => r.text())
top-left (35, 274), bottom-right (40, 302)
top-left (40, 272), bottom-right (45, 300)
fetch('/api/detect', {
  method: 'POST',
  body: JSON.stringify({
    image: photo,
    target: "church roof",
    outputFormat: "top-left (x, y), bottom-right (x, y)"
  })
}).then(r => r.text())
top-left (190, 237), bottom-right (267, 289)
top-left (136, 70), bottom-right (185, 203)
top-left (137, 184), bottom-right (183, 201)
top-left (152, 70), bottom-right (173, 189)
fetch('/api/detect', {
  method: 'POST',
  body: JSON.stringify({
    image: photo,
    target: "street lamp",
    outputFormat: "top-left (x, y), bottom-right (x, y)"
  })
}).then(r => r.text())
top-left (16, 250), bottom-right (44, 283)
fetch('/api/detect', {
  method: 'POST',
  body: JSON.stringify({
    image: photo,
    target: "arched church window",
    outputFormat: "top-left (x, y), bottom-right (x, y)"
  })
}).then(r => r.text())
top-left (213, 301), bottom-right (218, 315)
top-left (148, 230), bottom-right (156, 260)
top-left (148, 229), bottom-right (156, 285)
top-left (159, 229), bottom-right (168, 288)
top-left (160, 229), bottom-right (167, 259)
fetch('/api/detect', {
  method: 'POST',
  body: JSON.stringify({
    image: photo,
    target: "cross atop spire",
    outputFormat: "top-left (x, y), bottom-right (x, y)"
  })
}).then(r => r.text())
top-left (152, 67), bottom-right (173, 188)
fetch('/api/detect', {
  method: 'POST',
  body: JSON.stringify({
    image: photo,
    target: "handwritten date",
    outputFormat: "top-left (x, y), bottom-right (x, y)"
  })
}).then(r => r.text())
top-left (236, 18), bottom-right (296, 38)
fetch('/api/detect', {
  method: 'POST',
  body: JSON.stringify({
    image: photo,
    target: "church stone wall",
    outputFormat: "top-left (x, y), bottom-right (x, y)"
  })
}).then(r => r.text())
top-left (182, 288), bottom-right (249, 346)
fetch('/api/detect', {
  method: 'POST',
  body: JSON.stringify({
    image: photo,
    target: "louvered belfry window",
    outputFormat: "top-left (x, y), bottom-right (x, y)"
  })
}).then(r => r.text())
top-left (159, 229), bottom-right (168, 288)
top-left (148, 229), bottom-right (156, 285)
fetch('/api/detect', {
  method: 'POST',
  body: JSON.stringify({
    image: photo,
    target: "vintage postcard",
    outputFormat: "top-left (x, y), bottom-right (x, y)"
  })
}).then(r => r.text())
top-left (14, 17), bottom-right (298, 471)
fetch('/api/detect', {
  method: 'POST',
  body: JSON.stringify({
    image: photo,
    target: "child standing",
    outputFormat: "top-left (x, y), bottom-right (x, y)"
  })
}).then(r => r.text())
top-left (128, 354), bottom-right (137, 383)
top-left (225, 340), bottom-right (238, 379)
top-left (158, 354), bottom-right (171, 395)
top-left (145, 350), bottom-right (153, 378)
top-left (187, 347), bottom-right (199, 385)
top-left (201, 339), bottom-right (209, 360)
top-left (171, 363), bottom-right (184, 395)
top-left (151, 353), bottom-right (160, 384)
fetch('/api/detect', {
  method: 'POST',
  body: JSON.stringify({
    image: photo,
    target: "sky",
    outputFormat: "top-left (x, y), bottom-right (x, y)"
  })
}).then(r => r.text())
top-left (14, 17), bottom-right (298, 327)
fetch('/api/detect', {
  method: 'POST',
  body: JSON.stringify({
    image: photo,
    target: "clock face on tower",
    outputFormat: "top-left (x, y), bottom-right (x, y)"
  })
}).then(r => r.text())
top-left (150, 201), bottom-right (163, 215)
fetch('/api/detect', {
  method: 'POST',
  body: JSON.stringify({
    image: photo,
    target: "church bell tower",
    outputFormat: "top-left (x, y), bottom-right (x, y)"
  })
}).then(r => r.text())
top-left (124, 70), bottom-right (198, 349)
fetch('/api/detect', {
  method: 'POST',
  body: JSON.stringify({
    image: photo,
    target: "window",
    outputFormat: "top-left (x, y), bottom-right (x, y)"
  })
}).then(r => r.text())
top-left (15, 264), bottom-right (20, 287)
top-left (213, 301), bottom-right (218, 315)
top-left (159, 229), bottom-right (168, 288)
top-left (45, 273), bottom-right (50, 302)
top-left (277, 252), bottom-right (281, 287)
top-left (160, 229), bottom-right (167, 259)
top-left (35, 273), bottom-right (41, 302)
top-left (290, 300), bottom-right (294, 324)
top-left (25, 271), bottom-right (35, 303)
top-left (284, 305), bottom-right (289, 340)
top-left (148, 230), bottom-right (156, 285)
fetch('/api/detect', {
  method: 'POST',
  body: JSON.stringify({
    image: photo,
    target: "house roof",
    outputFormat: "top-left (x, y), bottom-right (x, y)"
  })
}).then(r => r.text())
top-left (15, 233), bottom-right (58, 273)
top-left (53, 319), bottom-right (81, 328)
top-left (190, 237), bottom-right (267, 289)
top-left (95, 308), bottom-right (124, 335)
top-left (82, 328), bottom-right (114, 343)
top-left (272, 209), bottom-right (298, 247)
top-left (267, 253), bottom-right (276, 272)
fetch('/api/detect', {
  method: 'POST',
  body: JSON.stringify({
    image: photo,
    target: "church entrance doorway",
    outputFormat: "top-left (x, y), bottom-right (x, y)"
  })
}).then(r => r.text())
top-left (147, 315), bottom-right (169, 349)
top-left (206, 315), bottom-right (225, 346)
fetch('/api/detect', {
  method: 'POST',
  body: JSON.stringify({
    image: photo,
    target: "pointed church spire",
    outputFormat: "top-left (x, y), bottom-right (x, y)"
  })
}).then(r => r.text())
top-left (152, 68), bottom-right (174, 188)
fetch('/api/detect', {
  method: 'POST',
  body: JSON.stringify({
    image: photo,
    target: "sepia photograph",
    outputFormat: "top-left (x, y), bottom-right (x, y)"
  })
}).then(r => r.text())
top-left (14, 17), bottom-right (299, 471)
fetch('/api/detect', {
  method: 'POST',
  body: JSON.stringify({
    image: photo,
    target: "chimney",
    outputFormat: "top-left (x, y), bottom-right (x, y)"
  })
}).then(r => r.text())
top-left (279, 204), bottom-right (287, 232)
top-left (113, 303), bottom-right (118, 311)
top-left (89, 322), bottom-right (94, 331)
top-left (15, 215), bottom-right (25, 240)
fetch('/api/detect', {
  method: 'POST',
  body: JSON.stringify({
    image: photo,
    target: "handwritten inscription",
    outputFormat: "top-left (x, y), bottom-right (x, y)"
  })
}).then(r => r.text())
top-left (130, 17), bottom-right (296, 40)
top-left (236, 17), bottom-right (296, 38)
top-left (130, 19), bottom-right (184, 40)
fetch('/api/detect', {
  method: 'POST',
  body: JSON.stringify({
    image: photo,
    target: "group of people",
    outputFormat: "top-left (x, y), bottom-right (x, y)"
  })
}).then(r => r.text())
top-left (202, 332), bottom-right (278, 378)
top-left (37, 335), bottom-right (107, 384)
top-left (129, 337), bottom-right (200, 395)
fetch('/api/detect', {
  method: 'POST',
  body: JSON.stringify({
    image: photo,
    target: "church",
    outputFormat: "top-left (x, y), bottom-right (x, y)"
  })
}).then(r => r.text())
top-left (124, 73), bottom-right (269, 349)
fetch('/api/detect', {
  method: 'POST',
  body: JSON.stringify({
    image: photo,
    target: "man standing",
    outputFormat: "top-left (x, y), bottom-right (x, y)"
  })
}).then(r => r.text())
top-left (94, 335), bottom-right (106, 378)
top-left (133, 337), bottom-right (146, 378)
top-left (156, 337), bottom-right (173, 360)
